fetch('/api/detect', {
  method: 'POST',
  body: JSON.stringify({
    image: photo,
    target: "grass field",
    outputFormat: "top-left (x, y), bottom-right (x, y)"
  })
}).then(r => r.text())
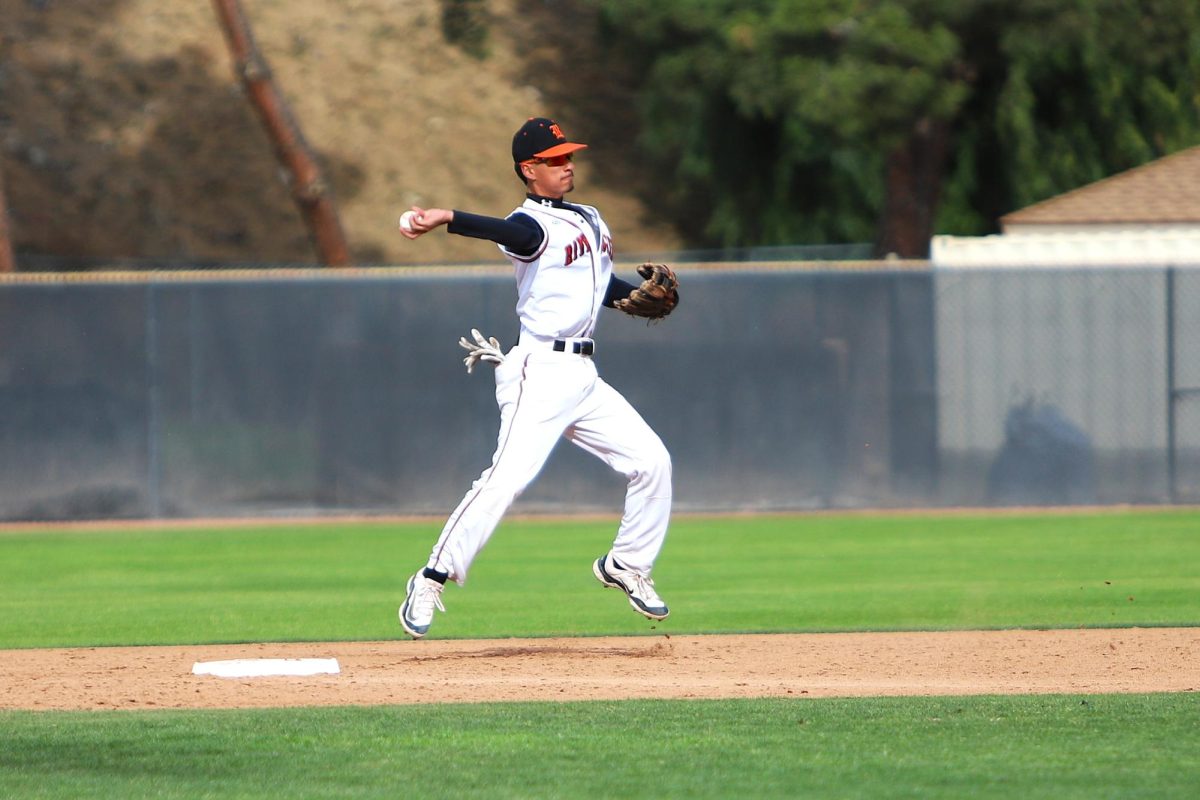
top-left (2, 510), bottom-right (1197, 647)
top-left (1, 509), bottom-right (1198, 798)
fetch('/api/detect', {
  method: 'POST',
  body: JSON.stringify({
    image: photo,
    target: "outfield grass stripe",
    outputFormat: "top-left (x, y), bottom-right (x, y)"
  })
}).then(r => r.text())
top-left (2, 694), bottom-right (1198, 799)
top-left (1, 510), bottom-right (1197, 647)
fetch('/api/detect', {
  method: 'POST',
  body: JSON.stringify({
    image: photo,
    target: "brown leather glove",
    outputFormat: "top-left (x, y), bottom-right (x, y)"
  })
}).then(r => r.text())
top-left (614, 263), bottom-right (680, 321)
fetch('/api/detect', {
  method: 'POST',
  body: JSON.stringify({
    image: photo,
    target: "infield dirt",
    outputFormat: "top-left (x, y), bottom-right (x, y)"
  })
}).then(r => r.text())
top-left (2, 627), bottom-right (1196, 711)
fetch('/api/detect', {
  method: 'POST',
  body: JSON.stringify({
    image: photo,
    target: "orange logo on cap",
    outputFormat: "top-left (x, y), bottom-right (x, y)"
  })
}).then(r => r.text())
top-left (549, 123), bottom-right (565, 139)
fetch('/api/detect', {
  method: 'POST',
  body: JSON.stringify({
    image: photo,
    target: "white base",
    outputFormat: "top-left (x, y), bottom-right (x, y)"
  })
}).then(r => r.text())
top-left (192, 658), bottom-right (340, 678)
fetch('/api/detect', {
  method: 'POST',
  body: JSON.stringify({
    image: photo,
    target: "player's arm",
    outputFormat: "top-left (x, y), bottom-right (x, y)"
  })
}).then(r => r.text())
top-left (449, 211), bottom-right (543, 257)
top-left (603, 275), bottom-right (638, 308)
top-left (399, 207), bottom-right (543, 257)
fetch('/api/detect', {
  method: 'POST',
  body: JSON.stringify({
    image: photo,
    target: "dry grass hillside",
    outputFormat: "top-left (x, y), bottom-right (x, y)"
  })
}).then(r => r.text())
top-left (0, 0), bottom-right (680, 267)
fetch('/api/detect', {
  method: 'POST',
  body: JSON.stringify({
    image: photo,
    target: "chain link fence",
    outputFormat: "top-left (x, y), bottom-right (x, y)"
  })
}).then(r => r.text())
top-left (934, 266), bottom-right (1200, 505)
top-left (0, 264), bottom-right (1196, 521)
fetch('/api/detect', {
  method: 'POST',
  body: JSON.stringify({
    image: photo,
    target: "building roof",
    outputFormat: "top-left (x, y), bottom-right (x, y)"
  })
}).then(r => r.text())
top-left (1000, 145), bottom-right (1200, 226)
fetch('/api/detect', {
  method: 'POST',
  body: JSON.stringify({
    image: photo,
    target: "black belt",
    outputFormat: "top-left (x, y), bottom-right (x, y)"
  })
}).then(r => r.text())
top-left (553, 339), bottom-right (594, 356)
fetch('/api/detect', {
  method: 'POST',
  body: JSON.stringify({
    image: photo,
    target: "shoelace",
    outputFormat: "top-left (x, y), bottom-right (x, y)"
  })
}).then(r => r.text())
top-left (414, 579), bottom-right (446, 617)
top-left (627, 572), bottom-right (662, 605)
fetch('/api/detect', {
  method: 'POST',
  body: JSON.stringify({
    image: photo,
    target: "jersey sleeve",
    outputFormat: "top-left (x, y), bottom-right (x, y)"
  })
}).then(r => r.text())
top-left (603, 275), bottom-right (638, 308)
top-left (497, 212), bottom-right (548, 262)
top-left (447, 210), bottom-right (545, 257)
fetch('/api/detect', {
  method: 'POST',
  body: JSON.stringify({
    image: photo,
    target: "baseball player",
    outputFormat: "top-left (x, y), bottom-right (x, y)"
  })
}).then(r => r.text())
top-left (395, 117), bottom-right (680, 639)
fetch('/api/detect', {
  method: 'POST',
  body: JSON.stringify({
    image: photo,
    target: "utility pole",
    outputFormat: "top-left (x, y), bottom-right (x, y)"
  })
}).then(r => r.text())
top-left (0, 159), bottom-right (15, 273)
top-left (211, 0), bottom-right (351, 266)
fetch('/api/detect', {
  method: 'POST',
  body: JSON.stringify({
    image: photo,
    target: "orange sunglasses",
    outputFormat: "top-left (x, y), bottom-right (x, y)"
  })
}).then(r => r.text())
top-left (523, 153), bottom-right (574, 168)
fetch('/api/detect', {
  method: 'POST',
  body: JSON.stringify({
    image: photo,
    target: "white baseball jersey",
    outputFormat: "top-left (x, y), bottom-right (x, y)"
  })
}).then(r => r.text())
top-left (499, 197), bottom-right (614, 342)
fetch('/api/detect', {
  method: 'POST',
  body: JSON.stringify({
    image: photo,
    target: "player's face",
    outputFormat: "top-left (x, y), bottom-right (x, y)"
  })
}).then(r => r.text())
top-left (523, 154), bottom-right (576, 198)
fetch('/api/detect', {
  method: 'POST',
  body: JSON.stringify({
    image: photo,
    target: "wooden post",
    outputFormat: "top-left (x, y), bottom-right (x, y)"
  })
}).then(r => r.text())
top-left (0, 158), bottom-right (15, 273)
top-left (211, 0), bottom-right (351, 267)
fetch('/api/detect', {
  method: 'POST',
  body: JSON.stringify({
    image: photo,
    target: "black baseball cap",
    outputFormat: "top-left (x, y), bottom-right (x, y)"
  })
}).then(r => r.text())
top-left (512, 117), bottom-right (588, 164)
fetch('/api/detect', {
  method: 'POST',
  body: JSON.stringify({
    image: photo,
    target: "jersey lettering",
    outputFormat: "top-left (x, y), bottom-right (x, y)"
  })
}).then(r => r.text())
top-left (564, 232), bottom-right (593, 267)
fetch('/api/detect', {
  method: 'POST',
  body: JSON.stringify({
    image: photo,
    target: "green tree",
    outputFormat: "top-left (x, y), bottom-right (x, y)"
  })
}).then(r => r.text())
top-left (597, 0), bottom-right (1200, 256)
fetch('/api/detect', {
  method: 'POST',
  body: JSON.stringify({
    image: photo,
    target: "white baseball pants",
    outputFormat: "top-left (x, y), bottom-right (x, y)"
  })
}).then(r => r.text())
top-left (426, 344), bottom-right (672, 583)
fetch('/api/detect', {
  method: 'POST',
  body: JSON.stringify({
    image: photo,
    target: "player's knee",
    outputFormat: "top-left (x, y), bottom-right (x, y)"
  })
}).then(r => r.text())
top-left (635, 442), bottom-right (672, 487)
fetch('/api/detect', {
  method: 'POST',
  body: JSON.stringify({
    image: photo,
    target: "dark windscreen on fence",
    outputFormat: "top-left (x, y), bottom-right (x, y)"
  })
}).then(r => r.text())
top-left (0, 264), bottom-right (1195, 521)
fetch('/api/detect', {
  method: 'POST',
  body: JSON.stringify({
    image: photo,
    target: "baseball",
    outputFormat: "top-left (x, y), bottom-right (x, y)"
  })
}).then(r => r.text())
top-left (399, 210), bottom-right (417, 233)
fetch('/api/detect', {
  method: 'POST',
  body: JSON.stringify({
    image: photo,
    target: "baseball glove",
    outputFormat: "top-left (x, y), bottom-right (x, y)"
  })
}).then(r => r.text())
top-left (614, 262), bottom-right (679, 321)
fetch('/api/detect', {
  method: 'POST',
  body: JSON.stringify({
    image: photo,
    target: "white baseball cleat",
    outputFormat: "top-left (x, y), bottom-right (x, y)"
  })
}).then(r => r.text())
top-left (399, 572), bottom-right (446, 639)
top-left (593, 553), bottom-right (669, 620)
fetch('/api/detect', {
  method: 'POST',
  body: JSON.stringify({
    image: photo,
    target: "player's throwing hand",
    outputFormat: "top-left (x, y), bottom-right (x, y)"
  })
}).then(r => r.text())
top-left (397, 207), bottom-right (453, 239)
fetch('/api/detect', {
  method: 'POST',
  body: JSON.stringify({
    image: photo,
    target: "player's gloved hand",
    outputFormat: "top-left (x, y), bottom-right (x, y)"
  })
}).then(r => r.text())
top-left (458, 328), bottom-right (505, 374)
top-left (614, 262), bottom-right (679, 321)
